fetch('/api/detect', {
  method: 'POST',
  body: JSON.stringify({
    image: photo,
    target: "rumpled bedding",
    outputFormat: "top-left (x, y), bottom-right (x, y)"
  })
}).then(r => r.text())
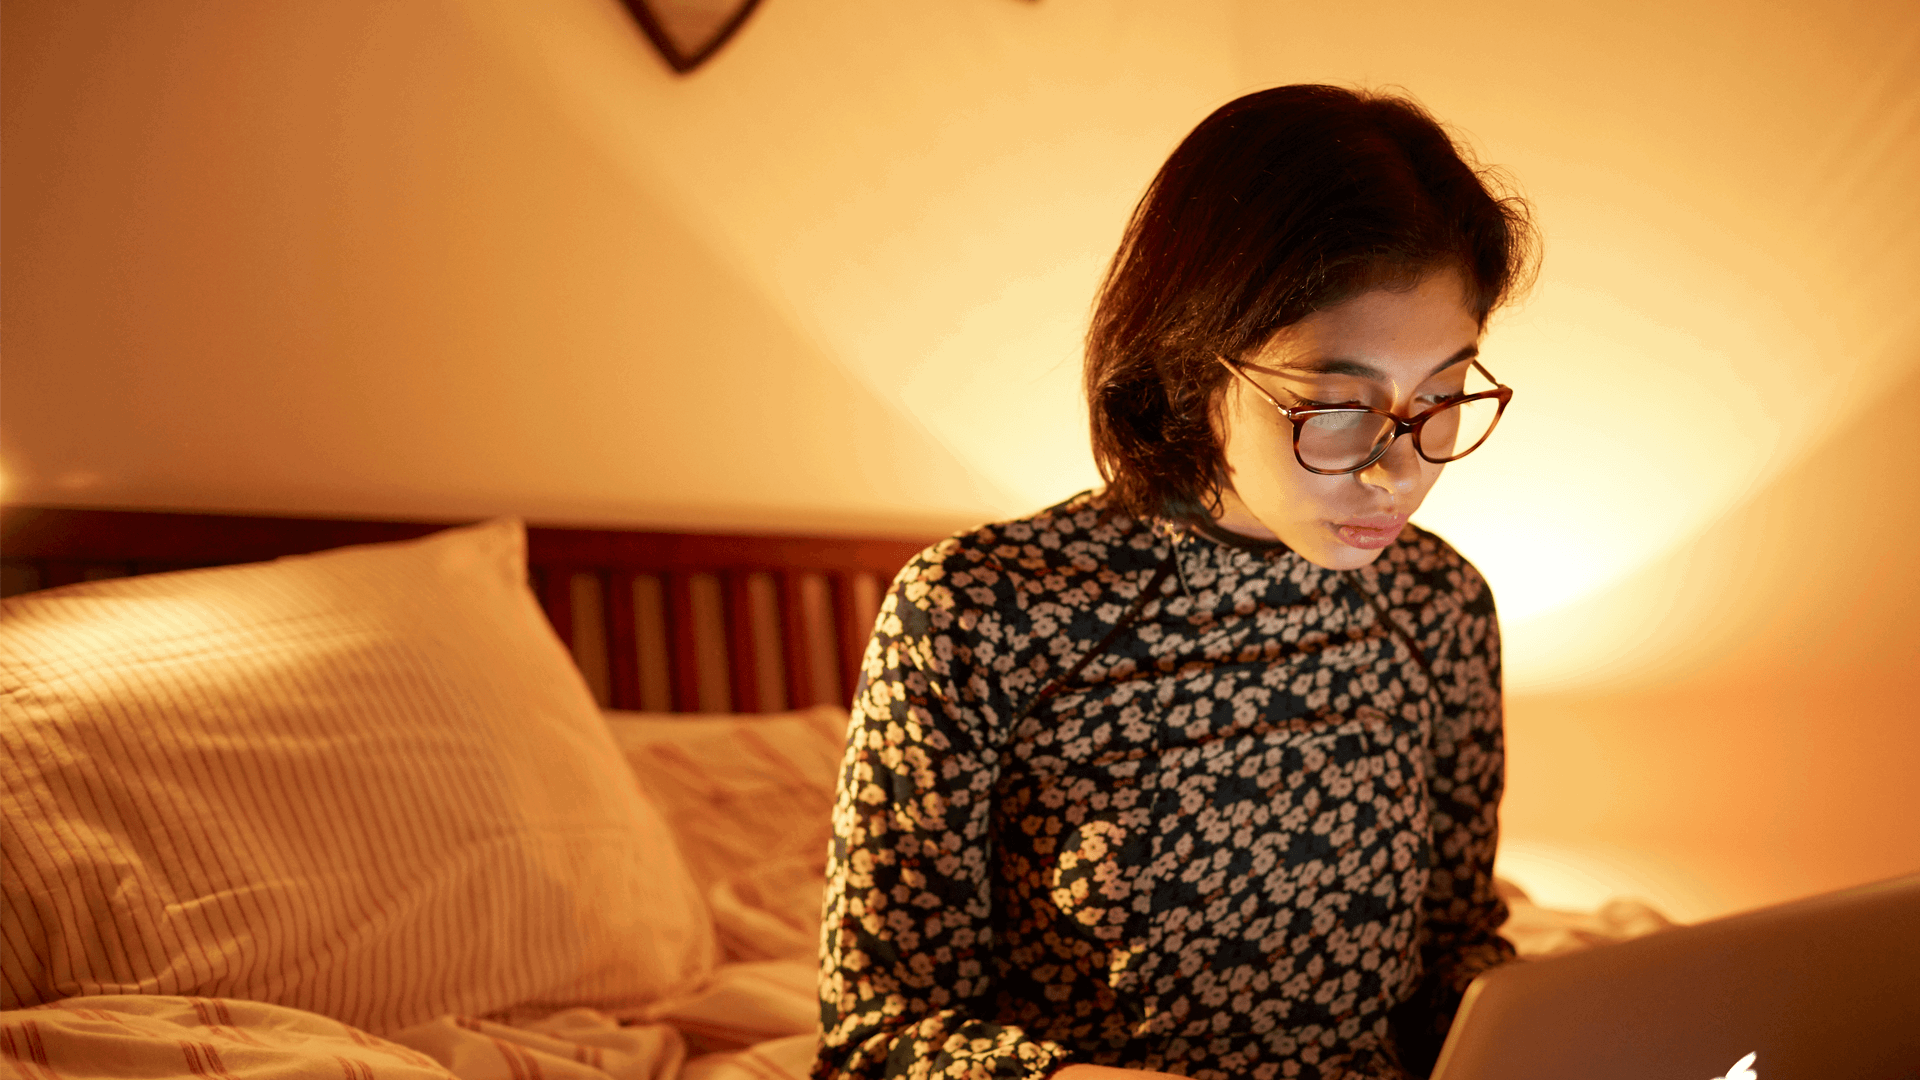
top-left (0, 989), bottom-right (816, 1080)
top-left (1495, 879), bottom-right (1678, 957)
top-left (0, 706), bottom-right (1671, 1078)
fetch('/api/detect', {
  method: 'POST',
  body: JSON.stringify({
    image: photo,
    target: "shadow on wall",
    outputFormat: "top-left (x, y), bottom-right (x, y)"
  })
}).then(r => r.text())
top-left (1501, 347), bottom-right (1920, 921)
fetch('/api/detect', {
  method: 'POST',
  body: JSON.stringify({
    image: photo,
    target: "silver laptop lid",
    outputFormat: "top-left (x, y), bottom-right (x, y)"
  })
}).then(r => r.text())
top-left (1431, 872), bottom-right (1920, 1080)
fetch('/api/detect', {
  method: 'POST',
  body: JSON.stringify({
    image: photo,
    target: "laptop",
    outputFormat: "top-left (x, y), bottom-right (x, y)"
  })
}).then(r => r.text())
top-left (1430, 872), bottom-right (1920, 1080)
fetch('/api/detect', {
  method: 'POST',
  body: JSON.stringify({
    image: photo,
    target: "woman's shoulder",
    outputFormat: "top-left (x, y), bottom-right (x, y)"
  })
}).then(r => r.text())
top-left (898, 490), bottom-right (1168, 588)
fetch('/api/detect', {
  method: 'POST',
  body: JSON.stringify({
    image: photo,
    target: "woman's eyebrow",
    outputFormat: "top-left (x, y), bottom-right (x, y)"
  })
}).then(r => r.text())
top-left (1256, 344), bottom-right (1480, 381)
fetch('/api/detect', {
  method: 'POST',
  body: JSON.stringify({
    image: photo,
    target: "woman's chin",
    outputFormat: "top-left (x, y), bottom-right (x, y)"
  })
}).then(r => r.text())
top-left (1305, 547), bottom-right (1387, 571)
top-left (1292, 528), bottom-right (1394, 571)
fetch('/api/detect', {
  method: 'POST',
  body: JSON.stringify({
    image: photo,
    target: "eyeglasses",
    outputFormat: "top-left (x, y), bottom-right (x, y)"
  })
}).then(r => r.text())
top-left (1216, 356), bottom-right (1513, 475)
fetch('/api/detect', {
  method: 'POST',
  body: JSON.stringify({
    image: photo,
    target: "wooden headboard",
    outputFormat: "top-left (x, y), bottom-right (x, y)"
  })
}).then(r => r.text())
top-left (0, 506), bottom-right (936, 715)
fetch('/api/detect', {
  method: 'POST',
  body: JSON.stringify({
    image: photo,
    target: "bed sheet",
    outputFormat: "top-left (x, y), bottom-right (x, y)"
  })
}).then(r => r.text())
top-left (0, 898), bottom-right (1675, 1080)
top-left (0, 965), bottom-right (821, 1080)
top-left (2, 704), bottom-right (1676, 1079)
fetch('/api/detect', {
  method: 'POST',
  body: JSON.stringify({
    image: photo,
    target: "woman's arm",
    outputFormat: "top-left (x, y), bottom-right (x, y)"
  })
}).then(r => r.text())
top-left (1390, 559), bottom-right (1516, 1072)
top-left (814, 545), bottom-right (1075, 1080)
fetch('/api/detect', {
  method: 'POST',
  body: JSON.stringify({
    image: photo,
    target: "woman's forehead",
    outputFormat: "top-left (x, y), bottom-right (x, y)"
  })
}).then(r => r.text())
top-left (1248, 270), bottom-right (1481, 383)
top-left (1263, 345), bottom-right (1479, 383)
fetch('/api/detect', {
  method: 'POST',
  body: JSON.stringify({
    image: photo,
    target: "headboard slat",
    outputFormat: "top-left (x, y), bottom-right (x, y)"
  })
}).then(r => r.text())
top-left (567, 572), bottom-right (613, 706)
top-left (722, 571), bottom-right (759, 715)
top-left (829, 573), bottom-right (861, 708)
top-left (744, 573), bottom-right (787, 712)
top-left (540, 565), bottom-right (576, 652)
top-left (663, 572), bottom-right (701, 712)
top-left (604, 571), bottom-right (642, 711)
top-left (630, 575), bottom-right (673, 712)
top-left (776, 571), bottom-right (812, 711)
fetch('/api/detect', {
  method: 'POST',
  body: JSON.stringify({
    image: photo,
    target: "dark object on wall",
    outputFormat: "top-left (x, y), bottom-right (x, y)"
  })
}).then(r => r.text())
top-left (620, 0), bottom-right (763, 74)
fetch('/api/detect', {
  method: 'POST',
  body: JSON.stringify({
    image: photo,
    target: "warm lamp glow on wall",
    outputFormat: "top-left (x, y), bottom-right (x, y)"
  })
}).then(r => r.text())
top-left (1408, 164), bottom-right (1915, 690)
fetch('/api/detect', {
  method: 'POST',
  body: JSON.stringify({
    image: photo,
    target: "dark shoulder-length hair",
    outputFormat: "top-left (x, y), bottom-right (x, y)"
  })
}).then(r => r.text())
top-left (1086, 84), bottom-right (1537, 524)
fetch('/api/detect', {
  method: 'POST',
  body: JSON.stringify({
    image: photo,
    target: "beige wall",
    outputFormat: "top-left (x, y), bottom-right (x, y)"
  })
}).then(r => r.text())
top-left (4, 0), bottom-right (1917, 919)
top-left (1503, 358), bottom-right (1920, 919)
top-left (0, 0), bottom-right (1244, 533)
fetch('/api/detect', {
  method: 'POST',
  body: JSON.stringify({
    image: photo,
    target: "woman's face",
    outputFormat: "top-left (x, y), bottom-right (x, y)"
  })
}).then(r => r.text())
top-left (1212, 269), bottom-right (1483, 571)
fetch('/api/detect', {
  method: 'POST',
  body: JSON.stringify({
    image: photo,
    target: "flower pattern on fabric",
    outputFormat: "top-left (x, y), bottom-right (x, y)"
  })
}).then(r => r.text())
top-left (816, 492), bottom-right (1512, 1080)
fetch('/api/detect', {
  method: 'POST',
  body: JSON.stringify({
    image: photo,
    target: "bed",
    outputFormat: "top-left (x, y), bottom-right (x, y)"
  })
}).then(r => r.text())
top-left (0, 506), bottom-right (1670, 1080)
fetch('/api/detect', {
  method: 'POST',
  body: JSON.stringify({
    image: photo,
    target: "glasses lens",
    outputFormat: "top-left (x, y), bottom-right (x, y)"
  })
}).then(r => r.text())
top-left (1295, 410), bottom-right (1394, 472)
top-left (1416, 396), bottom-right (1502, 462)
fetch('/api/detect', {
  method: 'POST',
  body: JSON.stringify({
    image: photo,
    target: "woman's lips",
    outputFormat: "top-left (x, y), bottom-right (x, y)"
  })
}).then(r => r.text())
top-left (1333, 515), bottom-right (1409, 550)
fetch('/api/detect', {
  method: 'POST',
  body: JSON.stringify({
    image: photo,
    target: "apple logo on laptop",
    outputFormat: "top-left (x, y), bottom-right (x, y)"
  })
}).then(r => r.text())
top-left (1710, 1052), bottom-right (1758, 1080)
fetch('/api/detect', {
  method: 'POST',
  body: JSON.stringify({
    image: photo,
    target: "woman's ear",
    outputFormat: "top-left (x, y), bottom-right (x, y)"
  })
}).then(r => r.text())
top-left (1201, 376), bottom-right (1241, 519)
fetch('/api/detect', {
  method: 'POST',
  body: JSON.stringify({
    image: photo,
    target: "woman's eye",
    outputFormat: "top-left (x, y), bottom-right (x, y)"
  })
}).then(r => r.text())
top-left (1302, 410), bottom-right (1370, 432)
top-left (1292, 394), bottom-right (1363, 409)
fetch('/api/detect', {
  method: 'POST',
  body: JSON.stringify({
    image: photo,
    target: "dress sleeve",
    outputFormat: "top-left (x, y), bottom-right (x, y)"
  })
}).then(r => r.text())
top-left (1389, 559), bottom-right (1516, 1076)
top-left (813, 547), bottom-right (1076, 1080)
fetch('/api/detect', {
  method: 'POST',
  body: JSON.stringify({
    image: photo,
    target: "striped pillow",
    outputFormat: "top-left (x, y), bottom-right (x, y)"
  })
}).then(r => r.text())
top-left (0, 519), bottom-right (715, 1032)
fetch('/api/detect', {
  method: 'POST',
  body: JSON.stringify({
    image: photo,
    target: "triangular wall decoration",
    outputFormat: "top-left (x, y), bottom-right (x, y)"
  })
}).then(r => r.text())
top-left (619, 0), bottom-right (763, 74)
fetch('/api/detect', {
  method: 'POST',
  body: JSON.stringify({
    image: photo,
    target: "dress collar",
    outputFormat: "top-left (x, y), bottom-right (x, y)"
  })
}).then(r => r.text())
top-left (1190, 517), bottom-right (1293, 555)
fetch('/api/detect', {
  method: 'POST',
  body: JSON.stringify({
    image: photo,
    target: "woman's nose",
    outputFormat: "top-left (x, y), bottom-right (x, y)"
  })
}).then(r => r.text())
top-left (1358, 433), bottom-right (1421, 496)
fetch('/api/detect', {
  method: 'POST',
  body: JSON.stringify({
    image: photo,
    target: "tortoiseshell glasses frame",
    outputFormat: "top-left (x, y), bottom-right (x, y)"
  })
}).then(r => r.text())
top-left (1216, 356), bottom-right (1514, 475)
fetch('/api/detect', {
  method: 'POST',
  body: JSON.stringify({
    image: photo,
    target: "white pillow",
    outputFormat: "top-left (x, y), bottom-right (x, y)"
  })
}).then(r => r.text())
top-left (0, 519), bottom-right (716, 1032)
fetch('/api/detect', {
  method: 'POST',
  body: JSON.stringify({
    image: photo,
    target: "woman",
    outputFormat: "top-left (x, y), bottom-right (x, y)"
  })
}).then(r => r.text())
top-left (815, 85), bottom-right (1536, 1080)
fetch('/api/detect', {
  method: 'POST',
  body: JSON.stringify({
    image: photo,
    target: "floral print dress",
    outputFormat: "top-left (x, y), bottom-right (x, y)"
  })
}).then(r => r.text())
top-left (815, 492), bottom-right (1513, 1080)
